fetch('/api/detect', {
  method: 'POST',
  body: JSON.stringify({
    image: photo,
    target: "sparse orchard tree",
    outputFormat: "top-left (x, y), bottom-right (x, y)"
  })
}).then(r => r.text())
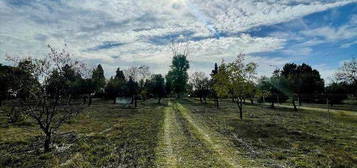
top-left (190, 72), bottom-right (210, 103)
top-left (7, 45), bottom-right (85, 152)
top-left (213, 54), bottom-right (257, 120)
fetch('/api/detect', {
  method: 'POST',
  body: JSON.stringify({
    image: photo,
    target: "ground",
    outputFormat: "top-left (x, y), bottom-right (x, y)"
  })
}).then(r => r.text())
top-left (0, 98), bottom-right (356, 168)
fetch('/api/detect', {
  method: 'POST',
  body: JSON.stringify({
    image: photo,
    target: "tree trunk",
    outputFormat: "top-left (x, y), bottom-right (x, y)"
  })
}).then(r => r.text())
top-left (88, 94), bottom-right (92, 106)
top-left (0, 99), bottom-right (2, 107)
top-left (134, 97), bottom-right (137, 108)
top-left (237, 98), bottom-right (243, 120)
top-left (158, 97), bottom-right (161, 104)
top-left (250, 98), bottom-right (254, 105)
top-left (113, 98), bottom-right (116, 104)
top-left (200, 97), bottom-right (203, 103)
top-left (67, 95), bottom-right (72, 105)
top-left (44, 133), bottom-right (51, 153)
top-left (215, 97), bottom-right (219, 109)
top-left (277, 95), bottom-right (280, 104)
top-left (271, 101), bottom-right (275, 108)
top-left (83, 96), bottom-right (87, 104)
top-left (204, 97), bottom-right (207, 104)
top-left (298, 95), bottom-right (302, 106)
top-left (292, 98), bottom-right (298, 112)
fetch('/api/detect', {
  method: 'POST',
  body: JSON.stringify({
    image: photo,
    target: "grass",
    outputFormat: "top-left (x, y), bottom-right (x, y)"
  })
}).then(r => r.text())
top-left (1, 98), bottom-right (356, 168)
top-left (0, 99), bottom-right (164, 167)
top-left (181, 98), bottom-right (357, 168)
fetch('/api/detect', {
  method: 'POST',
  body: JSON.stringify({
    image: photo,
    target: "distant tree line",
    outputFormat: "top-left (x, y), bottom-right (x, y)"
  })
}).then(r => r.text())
top-left (0, 44), bottom-right (356, 153)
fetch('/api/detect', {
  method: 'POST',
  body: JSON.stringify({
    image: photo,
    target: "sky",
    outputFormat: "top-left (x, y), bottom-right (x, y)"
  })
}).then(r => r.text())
top-left (0, 0), bottom-right (356, 82)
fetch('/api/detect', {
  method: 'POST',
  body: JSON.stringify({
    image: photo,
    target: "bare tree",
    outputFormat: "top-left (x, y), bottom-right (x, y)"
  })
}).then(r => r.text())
top-left (7, 45), bottom-right (85, 152)
top-left (169, 37), bottom-right (190, 57)
top-left (124, 65), bottom-right (151, 82)
top-left (336, 58), bottom-right (357, 84)
top-left (190, 72), bottom-right (210, 103)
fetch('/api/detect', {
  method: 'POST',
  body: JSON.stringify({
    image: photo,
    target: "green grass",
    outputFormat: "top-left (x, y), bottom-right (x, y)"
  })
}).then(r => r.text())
top-left (0, 99), bottom-right (165, 168)
top-left (181, 98), bottom-right (357, 168)
top-left (1, 98), bottom-right (356, 168)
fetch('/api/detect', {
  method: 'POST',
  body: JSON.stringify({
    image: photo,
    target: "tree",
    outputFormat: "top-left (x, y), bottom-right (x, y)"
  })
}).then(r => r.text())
top-left (105, 77), bottom-right (121, 104)
top-left (336, 58), bottom-right (357, 97)
top-left (257, 76), bottom-right (288, 108)
top-left (280, 63), bottom-right (324, 106)
top-left (190, 72), bottom-right (210, 103)
top-left (210, 63), bottom-right (220, 108)
top-left (126, 76), bottom-right (139, 107)
top-left (0, 64), bottom-right (13, 106)
top-left (148, 74), bottom-right (166, 104)
top-left (326, 82), bottom-right (349, 106)
top-left (213, 54), bottom-right (257, 120)
top-left (166, 54), bottom-right (190, 98)
top-left (92, 64), bottom-right (106, 95)
top-left (115, 68), bottom-right (126, 81)
top-left (8, 45), bottom-right (85, 152)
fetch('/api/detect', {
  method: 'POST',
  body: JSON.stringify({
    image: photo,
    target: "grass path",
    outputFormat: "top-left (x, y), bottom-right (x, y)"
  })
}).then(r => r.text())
top-left (156, 101), bottom-right (232, 167)
top-left (270, 103), bottom-right (357, 116)
top-left (155, 101), bottom-right (263, 167)
top-left (156, 103), bottom-right (177, 167)
top-left (174, 102), bottom-right (262, 168)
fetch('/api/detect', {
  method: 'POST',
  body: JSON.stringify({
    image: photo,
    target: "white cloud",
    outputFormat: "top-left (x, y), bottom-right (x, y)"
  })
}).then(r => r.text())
top-left (0, 0), bottom-right (356, 78)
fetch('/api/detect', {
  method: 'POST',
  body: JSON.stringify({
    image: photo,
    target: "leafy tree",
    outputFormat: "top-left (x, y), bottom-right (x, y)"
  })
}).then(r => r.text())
top-left (0, 64), bottom-right (13, 106)
top-left (190, 72), bottom-right (210, 103)
top-left (257, 76), bottom-right (288, 108)
top-left (166, 54), bottom-right (190, 98)
top-left (115, 68), bottom-right (126, 81)
top-left (148, 74), bottom-right (166, 104)
top-left (105, 77), bottom-right (121, 104)
top-left (213, 54), bottom-right (257, 120)
top-left (210, 63), bottom-right (220, 108)
top-left (326, 82), bottom-right (349, 106)
top-left (92, 64), bottom-right (106, 95)
top-left (280, 63), bottom-right (324, 106)
top-left (126, 76), bottom-right (139, 107)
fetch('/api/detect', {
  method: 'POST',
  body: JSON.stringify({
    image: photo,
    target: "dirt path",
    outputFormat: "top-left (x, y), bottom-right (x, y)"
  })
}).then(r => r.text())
top-left (156, 101), bottom-right (257, 168)
top-left (174, 102), bottom-right (250, 168)
top-left (156, 103), bottom-right (178, 167)
top-left (272, 104), bottom-right (357, 116)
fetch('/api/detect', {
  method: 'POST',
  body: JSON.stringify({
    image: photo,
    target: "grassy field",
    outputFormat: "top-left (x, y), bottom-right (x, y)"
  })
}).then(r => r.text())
top-left (0, 98), bottom-right (356, 168)
top-left (181, 99), bottom-right (357, 168)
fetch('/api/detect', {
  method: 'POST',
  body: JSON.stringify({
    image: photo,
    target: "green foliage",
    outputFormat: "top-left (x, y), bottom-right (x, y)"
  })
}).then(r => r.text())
top-left (166, 54), bottom-right (190, 97)
top-left (280, 63), bottom-right (325, 103)
top-left (148, 74), bottom-right (166, 103)
top-left (212, 55), bottom-right (257, 118)
top-left (326, 82), bottom-right (349, 105)
top-left (92, 64), bottom-right (106, 94)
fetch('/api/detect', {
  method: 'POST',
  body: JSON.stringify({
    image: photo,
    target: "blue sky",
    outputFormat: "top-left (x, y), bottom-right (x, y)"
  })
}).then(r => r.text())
top-left (0, 0), bottom-right (356, 82)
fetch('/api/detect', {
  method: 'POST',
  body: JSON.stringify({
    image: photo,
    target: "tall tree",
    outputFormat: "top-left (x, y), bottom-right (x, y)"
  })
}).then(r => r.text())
top-left (210, 63), bottom-right (220, 108)
top-left (92, 64), bottom-right (106, 95)
top-left (126, 76), bottom-right (139, 107)
top-left (166, 54), bottom-right (190, 98)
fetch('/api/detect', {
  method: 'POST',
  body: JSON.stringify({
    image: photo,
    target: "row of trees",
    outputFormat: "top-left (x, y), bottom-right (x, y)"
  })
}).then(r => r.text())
top-left (0, 44), bottom-right (355, 153)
